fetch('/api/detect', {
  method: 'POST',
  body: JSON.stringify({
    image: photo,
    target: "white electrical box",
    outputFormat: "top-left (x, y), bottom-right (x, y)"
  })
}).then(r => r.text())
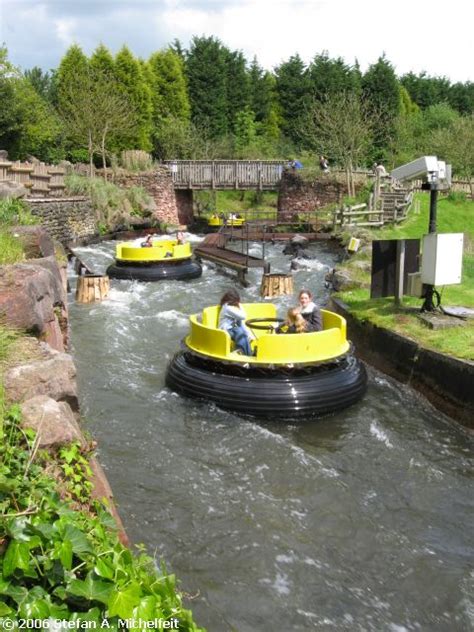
top-left (406, 272), bottom-right (423, 297)
top-left (421, 233), bottom-right (463, 285)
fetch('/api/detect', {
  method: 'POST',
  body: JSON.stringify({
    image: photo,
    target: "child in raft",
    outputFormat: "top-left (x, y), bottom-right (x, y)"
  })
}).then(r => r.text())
top-left (218, 289), bottom-right (255, 356)
top-left (276, 307), bottom-right (307, 334)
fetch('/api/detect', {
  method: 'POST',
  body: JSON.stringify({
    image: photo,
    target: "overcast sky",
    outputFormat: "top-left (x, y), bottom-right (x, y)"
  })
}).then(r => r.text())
top-left (1, 0), bottom-right (473, 81)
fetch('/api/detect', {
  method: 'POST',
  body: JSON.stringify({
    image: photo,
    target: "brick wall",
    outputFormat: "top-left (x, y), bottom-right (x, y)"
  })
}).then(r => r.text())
top-left (111, 167), bottom-right (181, 225)
top-left (277, 171), bottom-right (347, 218)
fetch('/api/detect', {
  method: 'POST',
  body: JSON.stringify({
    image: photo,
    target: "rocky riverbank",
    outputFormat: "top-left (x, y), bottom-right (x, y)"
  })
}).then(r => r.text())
top-left (0, 225), bottom-right (128, 543)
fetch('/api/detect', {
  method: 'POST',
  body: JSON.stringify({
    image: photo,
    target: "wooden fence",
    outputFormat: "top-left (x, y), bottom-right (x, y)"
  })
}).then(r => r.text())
top-left (0, 160), bottom-right (66, 197)
top-left (332, 193), bottom-right (413, 229)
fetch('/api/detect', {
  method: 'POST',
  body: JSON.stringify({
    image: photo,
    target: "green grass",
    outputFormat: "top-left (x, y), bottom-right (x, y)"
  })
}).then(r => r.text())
top-left (0, 230), bottom-right (26, 265)
top-left (337, 192), bottom-right (474, 361)
top-left (195, 190), bottom-right (278, 220)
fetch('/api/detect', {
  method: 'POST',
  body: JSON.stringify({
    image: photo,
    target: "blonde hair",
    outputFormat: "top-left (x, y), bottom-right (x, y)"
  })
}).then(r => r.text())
top-left (287, 307), bottom-right (307, 333)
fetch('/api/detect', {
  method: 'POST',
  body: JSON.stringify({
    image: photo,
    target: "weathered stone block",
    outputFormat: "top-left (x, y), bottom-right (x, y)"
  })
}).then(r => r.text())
top-left (20, 395), bottom-right (84, 448)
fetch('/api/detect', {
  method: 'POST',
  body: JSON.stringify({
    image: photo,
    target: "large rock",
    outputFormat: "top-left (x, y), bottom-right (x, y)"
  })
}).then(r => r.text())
top-left (20, 396), bottom-right (84, 449)
top-left (5, 349), bottom-right (78, 409)
top-left (0, 261), bottom-right (67, 351)
top-left (12, 226), bottom-right (55, 259)
top-left (0, 180), bottom-right (28, 199)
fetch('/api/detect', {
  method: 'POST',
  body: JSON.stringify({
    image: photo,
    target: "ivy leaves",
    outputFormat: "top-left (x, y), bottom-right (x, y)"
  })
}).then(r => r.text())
top-left (0, 408), bottom-right (203, 629)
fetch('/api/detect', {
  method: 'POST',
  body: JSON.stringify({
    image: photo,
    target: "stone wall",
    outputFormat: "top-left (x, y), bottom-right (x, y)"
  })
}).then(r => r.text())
top-left (175, 189), bottom-right (194, 225)
top-left (277, 171), bottom-right (347, 218)
top-left (330, 297), bottom-right (474, 428)
top-left (112, 166), bottom-right (181, 225)
top-left (27, 197), bottom-right (96, 244)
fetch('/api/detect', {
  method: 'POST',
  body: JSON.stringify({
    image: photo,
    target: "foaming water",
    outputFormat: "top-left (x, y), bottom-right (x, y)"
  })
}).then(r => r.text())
top-left (69, 237), bottom-right (473, 632)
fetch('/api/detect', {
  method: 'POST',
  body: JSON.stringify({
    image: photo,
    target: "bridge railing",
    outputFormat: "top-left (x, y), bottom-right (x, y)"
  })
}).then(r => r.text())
top-left (163, 160), bottom-right (286, 190)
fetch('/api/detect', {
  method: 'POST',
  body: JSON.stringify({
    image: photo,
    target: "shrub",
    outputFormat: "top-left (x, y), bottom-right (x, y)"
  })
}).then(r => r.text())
top-left (447, 190), bottom-right (467, 203)
top-left (0, 405), bottom-right (202, 627)
top-left (120, 150), bottom-right (154, 172)
top-left (0, 198), bottom-right (36, 226)
top-left (65, 175), bottom-right (153, 231)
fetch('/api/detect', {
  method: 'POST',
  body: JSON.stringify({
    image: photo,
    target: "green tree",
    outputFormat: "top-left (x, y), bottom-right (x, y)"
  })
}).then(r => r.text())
top-left (300, 92), bottom-right (378, 195)
top-left (361, 55), bottom-right (401, 161)
top-left (115, 46), bottom-right (153, 151)
top-left (0, 47), bottom-right (62, 161)
top-left (234, 107), bottom-right (257, 157)
top-left (147, 49), bottom-right (190, 123)
top-left (401, 71), bottom-right (451, 109)
top-left (186, 36), bottom-right (228, 137)
top-left (249, 57), bottom-right (277, 123)
top-left (23, 66), bottom-right (54, 103)
top-left (308, 52), bottom-right (360, 100)
top-left (224, 49), bottom-right (250, 131)
top-left (56, 44), bottom-right (89, 111)
top-left (90, 43), bottom-right (115, 79)
top-left (275, 54), bottom-right (310, 144)
top-left (448, 81), bottom-right (474, 115)
top-left (390, 86), bottom-right (422, 166)
top-left (58, 66), bottom-right (137, 175)
top-left (430, 115), bottom-right (474, 196)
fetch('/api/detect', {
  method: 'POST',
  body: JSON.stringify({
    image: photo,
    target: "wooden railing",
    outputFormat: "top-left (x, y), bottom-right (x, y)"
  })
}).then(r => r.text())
top-left (163, 160), bottom-right (286, 190)
top-left (0, 160), bottom-right (66, 197)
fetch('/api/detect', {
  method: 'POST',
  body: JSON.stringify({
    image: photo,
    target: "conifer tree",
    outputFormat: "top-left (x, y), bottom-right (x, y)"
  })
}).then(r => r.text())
top-left (90, 43), bottom-right (115, 79)
top-left (115, 46), bottom-right (153, 151)
top-left (224, 49), bottom-right (250, 131)
top-left (56, 44), bottom-right (89, 115)
top-left (186, 36), bottom-right (228, 137)
top-left (249, 57), bottom-right (276, 123)
top-left (308, 52), bottom-right (360, 100)
top-left (147, 49), bottom-right (190, 123)
top-left (274, 54), bottom-right (310, 144)
top-left (361, 55), bottom-right (401, 161)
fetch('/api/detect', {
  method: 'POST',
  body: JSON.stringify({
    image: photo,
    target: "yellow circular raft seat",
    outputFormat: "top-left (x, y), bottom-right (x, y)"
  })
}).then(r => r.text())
top-left (106, 239), bottom-right (202, 282)
top-left (166, 303), bottom-right (367, 419)
top-left (116, 239), bottom-right (192, 262)
top-left (208, 215), bottom-right (245, 228)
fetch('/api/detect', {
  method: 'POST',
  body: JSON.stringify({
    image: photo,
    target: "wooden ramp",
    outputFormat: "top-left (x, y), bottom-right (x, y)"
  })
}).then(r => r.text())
top-left (194, 234), bottom-right (269, 286)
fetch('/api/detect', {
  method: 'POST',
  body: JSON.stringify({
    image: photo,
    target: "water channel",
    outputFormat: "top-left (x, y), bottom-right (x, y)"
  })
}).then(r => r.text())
top-left (69, 236), bottom-right (473, 632)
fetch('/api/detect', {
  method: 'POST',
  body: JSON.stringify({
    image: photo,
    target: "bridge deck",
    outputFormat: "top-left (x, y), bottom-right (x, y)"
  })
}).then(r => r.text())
top-left (193, 245), bottom-right (267, 271)
top-left (165, 160), bottom-right (285, 190)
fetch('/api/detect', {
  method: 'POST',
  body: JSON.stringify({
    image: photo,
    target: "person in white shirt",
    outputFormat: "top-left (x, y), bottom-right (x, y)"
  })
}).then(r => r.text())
top-left (218, 289), bottom-right (253, 356)
top-left (298, 289), bottom-right (323, 332)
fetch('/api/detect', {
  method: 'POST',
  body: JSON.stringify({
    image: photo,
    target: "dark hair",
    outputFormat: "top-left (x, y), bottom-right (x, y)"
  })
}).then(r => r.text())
top-left (220, 289), bottom-right (240, 306)
top-left (298, 289), bottom-right (313, 299)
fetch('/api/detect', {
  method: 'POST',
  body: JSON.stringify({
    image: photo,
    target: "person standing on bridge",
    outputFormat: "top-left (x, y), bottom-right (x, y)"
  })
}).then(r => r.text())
top-left (218, 289), bottom-right (255, 356)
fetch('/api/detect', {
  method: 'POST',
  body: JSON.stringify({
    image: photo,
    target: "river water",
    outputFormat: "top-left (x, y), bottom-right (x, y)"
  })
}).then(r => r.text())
top-left (69, 236), bottom-right (473, 632)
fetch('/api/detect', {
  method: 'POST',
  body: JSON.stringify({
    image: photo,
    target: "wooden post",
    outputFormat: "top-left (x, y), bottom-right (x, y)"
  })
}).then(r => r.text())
top-left (76, 275), bottom-right (110, 303)
top-left (260, 273), bottom-right (293, 298)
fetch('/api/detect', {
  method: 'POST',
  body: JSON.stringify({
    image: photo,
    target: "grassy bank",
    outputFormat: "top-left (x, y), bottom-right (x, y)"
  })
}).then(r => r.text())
top-left (336, 192), bottom-right (474, 361)
top-left (0, 198), bottom-right (37, 265)
top-left (194, 189), bottom-right (278, 219)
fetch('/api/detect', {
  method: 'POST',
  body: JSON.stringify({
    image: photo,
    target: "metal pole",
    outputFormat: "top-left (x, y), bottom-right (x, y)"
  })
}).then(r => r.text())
top-left (421, 184), bottom-right (438, 312)
top-left (428, 186), bottom-right (438, 234)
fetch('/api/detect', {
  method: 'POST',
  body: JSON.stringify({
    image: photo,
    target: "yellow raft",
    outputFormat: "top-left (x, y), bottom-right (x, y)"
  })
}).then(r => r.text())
top-left (106, 238), bottom-right (202, 282)
top-left (166, 303), bottom-right (367, 419)
top-left (208, 215), bottom-right (245, 229)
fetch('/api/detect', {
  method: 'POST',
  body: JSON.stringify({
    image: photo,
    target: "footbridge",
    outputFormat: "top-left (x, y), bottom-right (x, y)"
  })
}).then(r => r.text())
top-left (163, 160), bottom-right (286, 190)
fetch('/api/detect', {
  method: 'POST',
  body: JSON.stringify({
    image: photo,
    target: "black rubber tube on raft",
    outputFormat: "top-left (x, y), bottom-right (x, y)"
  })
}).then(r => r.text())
top-left (106, 259), bottom-right (202, 281)
top-left (165, 351), bottom-right (368, 419)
